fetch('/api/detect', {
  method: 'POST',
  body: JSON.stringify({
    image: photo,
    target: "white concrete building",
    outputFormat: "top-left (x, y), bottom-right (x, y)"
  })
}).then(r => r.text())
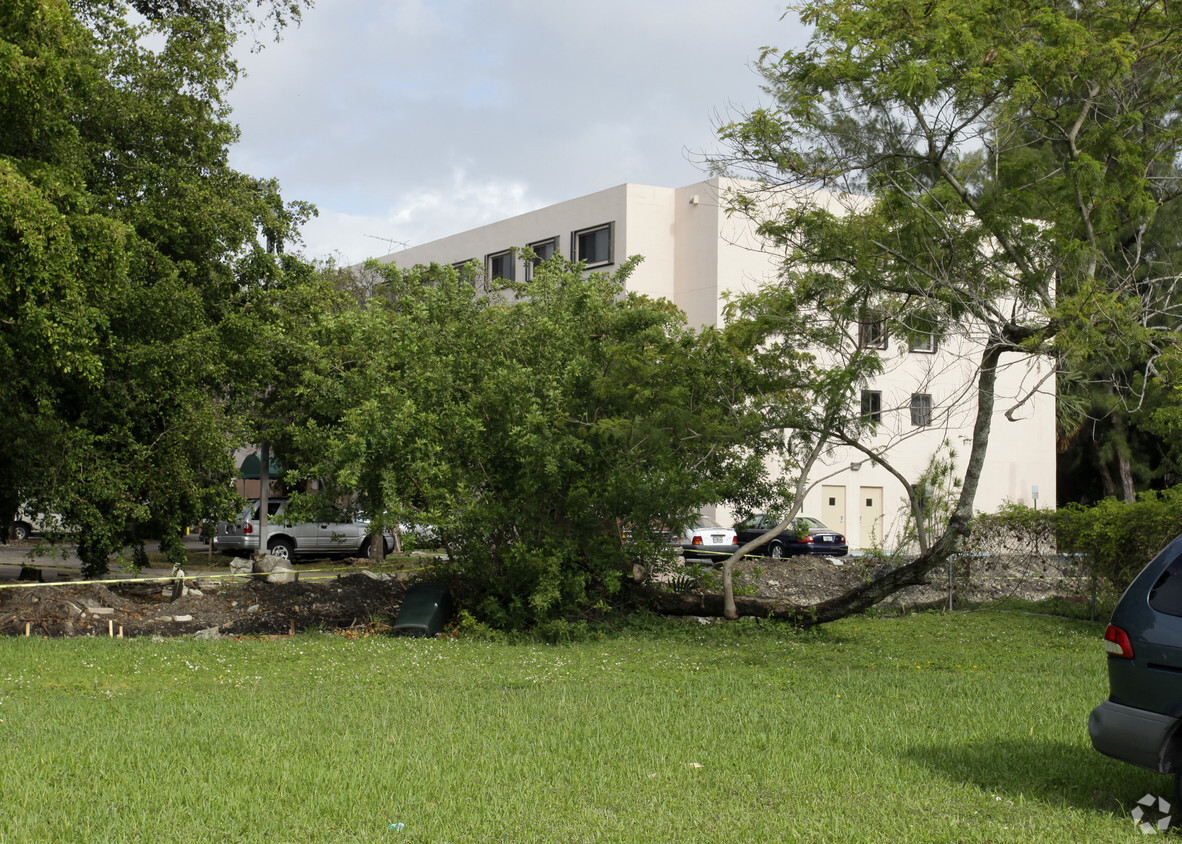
top-left (376, 178), bottom-right (1056, 552)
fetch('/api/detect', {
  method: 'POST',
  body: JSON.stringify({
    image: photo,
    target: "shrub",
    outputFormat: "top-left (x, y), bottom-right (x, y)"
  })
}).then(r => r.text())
top-left (1057, 487), bottom-right (1182, 591)
top-left (966, 501), bottom-right (1057, 556)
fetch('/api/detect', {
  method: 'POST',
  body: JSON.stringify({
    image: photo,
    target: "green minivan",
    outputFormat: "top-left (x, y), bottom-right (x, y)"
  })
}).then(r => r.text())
top-left (1089, 533), bottom-right (1182, 803)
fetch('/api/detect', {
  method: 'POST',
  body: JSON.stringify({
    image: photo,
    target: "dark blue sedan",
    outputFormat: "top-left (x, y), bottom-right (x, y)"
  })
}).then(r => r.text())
top-left (734, 514), bottom-right (848, 558)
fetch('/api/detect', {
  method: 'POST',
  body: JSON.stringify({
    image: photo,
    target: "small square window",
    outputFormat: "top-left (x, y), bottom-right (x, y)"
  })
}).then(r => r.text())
top-left (909, 334), bottom-right (937, 354)
top-left (860, 390), bottom-right (882, 423)
top-left (525, 237), bottom-right (558, 281)
top-left (910, 393), bottom-right (933, 427)
top-left (859, 317), bottom-right (887, 350)
top-left (572, 223), bottom-right (613, 267)
top-left (487, 249), bottom-right (515, 283)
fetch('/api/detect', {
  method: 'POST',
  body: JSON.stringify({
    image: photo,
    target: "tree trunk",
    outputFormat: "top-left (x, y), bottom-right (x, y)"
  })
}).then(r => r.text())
top-left (640, 528), bottom-right (962, 627)
top-left (369, 529), bottom-right (387, 563)
top-left (257, 439), bottom-right (270, 557)
top-left (718, 438), bottom-right (827, 619)
top-left (1093, 440), bottom-right (1117, 499)
top-left (1110, 410), bottom-right (1137, 501)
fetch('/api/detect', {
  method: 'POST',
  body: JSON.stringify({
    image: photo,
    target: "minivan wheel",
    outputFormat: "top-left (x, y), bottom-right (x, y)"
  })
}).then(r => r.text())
top-left (769, 541), bottom-right (783, 559)
top-left (267, 538), bottom-right (294, 561)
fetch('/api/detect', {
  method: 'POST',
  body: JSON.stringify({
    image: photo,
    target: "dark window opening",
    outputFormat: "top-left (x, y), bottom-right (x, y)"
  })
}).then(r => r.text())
top-left (525, 237), bottom-right (558, 281)
top-left (910, 393), bottom-right (933, 427)
top-left (859, 317), bottom-right (887, 350)
top-left (909, 334), bottom-right (937, 353)
top-left (487, 250), bottom-right (514, 282)
top-left (861, 390), bottom-right (882, 423)
top-left (572, 223), bottom-right (613, 267)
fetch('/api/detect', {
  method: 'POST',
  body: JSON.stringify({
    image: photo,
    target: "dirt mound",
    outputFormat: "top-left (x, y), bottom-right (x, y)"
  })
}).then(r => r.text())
top-left (0, 572), bottom-right (409, 638)
top-left (0, 553), bottom-right (1085, 638)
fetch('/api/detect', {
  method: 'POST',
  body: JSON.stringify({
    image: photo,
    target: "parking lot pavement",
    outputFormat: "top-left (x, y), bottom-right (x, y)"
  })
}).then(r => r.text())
top-left (0, 535), bottom-right (213, 583)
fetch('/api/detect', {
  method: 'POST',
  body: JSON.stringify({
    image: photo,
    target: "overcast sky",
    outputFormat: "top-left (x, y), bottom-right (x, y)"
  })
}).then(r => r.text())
top-left (225, 0), bottom-right (810, 265)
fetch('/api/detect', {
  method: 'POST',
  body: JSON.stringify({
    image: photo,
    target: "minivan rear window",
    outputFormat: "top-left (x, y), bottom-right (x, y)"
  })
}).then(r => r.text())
top-left (1149, 553), bottom-right (1182, 617)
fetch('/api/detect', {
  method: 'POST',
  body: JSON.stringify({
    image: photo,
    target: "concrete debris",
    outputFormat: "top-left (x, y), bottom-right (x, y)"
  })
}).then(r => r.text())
top-left (252, 553), bottom-right (298, 584)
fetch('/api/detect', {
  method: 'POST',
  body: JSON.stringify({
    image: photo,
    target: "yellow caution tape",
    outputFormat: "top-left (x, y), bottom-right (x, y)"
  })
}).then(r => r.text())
top-left (0, 566), bottom-right (429, 590)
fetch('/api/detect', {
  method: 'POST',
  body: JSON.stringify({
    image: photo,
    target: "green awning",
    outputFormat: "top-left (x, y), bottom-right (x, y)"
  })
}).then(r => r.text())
top-left (239, 452), bottom-right (285, 479)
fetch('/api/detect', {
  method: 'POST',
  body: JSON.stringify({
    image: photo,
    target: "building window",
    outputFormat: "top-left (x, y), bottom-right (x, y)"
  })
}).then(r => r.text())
top-left (525, 237), bottom-right (559, 281)
top-left (859, 316), bottom-right (887, 350)
top-left (910, 393), bottom-right (933, 426)
top-left (861, 390), bottom-right (882, 423)
top-left (909, 333), bottom-right (937, 354)
top-left (572, 222), bottom-right (613, 267)
top-left (452, 260), bottom-right (482, 290)
top-left (487, 249), bottom-right (515, 283)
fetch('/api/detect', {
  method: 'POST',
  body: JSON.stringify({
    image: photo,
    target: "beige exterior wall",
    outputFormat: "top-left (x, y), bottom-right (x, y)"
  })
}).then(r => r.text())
top-left (375, 178), bottom-right (1057, 552)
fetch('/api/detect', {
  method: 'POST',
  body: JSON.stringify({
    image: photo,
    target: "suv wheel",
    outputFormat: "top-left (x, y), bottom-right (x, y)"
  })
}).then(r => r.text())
top-left (267, 538), bottom-right (294, 561)
top-left (11, 522), bottom-right (29, 541)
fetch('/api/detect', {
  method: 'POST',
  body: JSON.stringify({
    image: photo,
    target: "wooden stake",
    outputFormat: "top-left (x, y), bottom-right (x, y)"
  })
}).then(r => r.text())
top-left (108, 619), bottom-right (113, 637)
top-left (118, 625), bottom-right (124, 639)
top-left (24, 621), bottom-right (30, 637)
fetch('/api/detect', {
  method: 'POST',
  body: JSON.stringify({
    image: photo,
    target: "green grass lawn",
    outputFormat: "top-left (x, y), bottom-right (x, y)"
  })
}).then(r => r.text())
top-left (0, 610), bottom-right (1158, 842)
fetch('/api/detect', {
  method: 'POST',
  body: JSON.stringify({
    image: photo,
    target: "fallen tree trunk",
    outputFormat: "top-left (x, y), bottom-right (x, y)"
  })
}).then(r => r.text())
top-left (639, 535), bottom-right (959, 628)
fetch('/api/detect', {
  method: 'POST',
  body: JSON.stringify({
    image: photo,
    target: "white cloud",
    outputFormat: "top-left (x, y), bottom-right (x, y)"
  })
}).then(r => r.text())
top-left (300, 169), bottom-right (545, 265)
top-left (227, 0), bottom-right (809, 262)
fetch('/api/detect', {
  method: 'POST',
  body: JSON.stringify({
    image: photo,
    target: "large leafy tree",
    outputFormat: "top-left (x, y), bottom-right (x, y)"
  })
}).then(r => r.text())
top-left (283, 257), bottom-right (784, 630)
top-left (0, 0), bottom-right (310, 573)
top-left (676, 0), bottom-right (1182, 623)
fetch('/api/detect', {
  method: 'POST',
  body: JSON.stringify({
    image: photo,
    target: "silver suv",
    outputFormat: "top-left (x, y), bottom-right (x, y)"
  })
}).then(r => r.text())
top-left (212, 499), bottom-right (391, 561)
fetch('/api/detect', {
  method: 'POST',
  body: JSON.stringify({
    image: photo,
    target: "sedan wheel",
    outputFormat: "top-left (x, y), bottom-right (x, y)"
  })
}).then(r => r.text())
top-left (267, 538), bottom-right (294, 561)
top-left (769, 541), bottom-right (783, 559)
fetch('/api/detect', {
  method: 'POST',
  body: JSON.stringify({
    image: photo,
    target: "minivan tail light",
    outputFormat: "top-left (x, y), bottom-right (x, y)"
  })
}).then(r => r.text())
top-left (1103, 624), bottom-right (1134, 659)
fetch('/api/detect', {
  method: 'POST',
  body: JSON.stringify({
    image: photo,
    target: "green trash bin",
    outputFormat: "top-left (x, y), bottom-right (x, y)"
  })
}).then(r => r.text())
top-left (392, 582), bottom-right (453, 637)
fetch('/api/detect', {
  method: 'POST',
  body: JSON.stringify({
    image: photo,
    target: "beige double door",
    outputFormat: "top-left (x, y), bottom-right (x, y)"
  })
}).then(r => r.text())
top-left (821, 485), bottom-right (884, 550)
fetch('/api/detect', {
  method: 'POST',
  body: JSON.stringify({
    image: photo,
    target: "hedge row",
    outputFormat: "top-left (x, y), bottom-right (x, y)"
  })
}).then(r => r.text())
top-left (968, 487), bottom-right (1182, 591)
